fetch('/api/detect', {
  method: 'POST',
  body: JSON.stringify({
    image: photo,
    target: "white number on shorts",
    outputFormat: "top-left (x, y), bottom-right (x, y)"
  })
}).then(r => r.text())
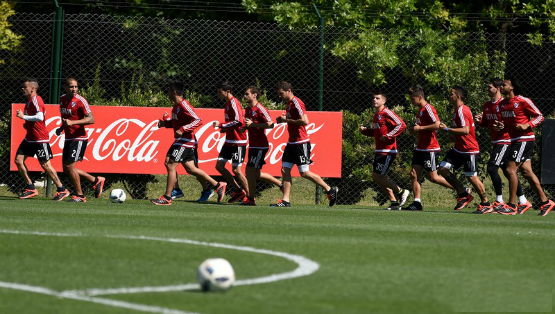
top-left (72, 150), bottom-right (77, 158)
top-left (37, 150), bottom-right (45, 157)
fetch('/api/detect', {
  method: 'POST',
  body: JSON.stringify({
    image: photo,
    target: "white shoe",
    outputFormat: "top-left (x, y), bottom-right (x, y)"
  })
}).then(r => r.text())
top-left (398, 189), bottom-right (410, 206)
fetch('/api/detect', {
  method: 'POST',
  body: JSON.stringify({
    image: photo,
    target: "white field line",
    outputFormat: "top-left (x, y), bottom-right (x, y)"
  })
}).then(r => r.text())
top-left (0, 229), bottom-right (320, 302)
top-left (0, 281), bottom-right (195, 314)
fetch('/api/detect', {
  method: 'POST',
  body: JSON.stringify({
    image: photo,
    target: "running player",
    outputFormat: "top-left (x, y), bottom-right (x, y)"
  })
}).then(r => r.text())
top-left (58, 78), bottom-right (104, 202)
top-left (403, 85), bottom-right (454, 211)
top-left (150, 82), bottom-right (227, 205)
top-left (438, 85), bottom-right (492, 213)
top-left (495, 77), bottom-right (554, 216)
top-left (14, 78), bottom-right (69, 200)
top-left (474, 78), bottom-right (530, 213)
top-left (270, 81), bottom-right (338, 207)
top-left (240, 86), bottom-right (282, 206)
top-left (359, 91), bottom-right (409, 210)
top-left (213, 82), bottom-right (249, 203)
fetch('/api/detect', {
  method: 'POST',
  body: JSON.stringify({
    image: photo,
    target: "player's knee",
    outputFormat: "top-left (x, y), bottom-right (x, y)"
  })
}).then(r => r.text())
top-left (371, 172), bottom-right (383, 181)
top-left (232, 167), bottom-right (242, 176)
top-left (410, 169), bottom-right (418, 180)
top-left (438, 167), bottom-right (449, 177)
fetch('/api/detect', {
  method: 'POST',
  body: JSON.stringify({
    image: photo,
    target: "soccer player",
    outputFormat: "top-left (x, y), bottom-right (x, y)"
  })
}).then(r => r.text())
top-left (359, 91), bottom-right (409, 210)
top-left (150, 82), bottom-right (227, 205)
top-left (270, 81), bottom-right (338, 207)
top-left (58, 78), bottom-right (105, 202)
top-left (213, 81), bottom-right (249, 203)
top-left (240, 86), bottom-right (283, 206)
top-left (170, 140), bottom-right (214, 202)
top-left (474, 78), bottom-right (530, 213)
top-left (494, 77), bottom-right (554, 216)
top-left (403, 85), bottom-right (454, 211)
top-left (14, 78), bottom-right (69, 200)
top-left (438, 85), bottom-right (492, 213)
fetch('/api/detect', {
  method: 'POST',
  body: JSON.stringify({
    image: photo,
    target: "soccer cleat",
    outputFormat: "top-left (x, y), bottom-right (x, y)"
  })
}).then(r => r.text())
top-left (215, 182), bottom-right (227, 203)
top-left (327, 186), bottom-right (339, 207)
top-left (517, 201), bottom-right (532, 214)
top-left (240, 198), bottom-right (256, 206)
top-left (383, 202), bottom-right (401, 210)
top-left (150, 195), bottom-right (171, 206)
top-left (497, 203), bottom-right (517, 215)
top-left (228, 189), bottom-right (246, 203)
top-left (402, 201), bottom-right (423, 211)
top-left (53, 189), bottom-right (70, 201)
top-left (538, 200), bottom-right (555, 217)
top-left (473, 203), bottom-right (494, 214)
top-left (397, 189), bottom-right (410, 206)
top-left (171, 189), bottom-right (185, 200)
top-left (68, 195), bottom-right (87, 203)
top-left (270, 199), bottom-right (291, 207)
top-left (93, 176), bottom-right (105, 198)
top-left (197, 189), bottom-right (214, 202)
top-left (454, 193), bottom-right (474, 210)
top-left (19, 189), bottom-right (38, 199)
top-left (492, 201), bottom-right (505, 212)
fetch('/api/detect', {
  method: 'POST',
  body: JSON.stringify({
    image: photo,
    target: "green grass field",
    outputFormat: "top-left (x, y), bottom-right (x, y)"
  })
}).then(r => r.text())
top-left (1, 197), bottom-right (554, 314)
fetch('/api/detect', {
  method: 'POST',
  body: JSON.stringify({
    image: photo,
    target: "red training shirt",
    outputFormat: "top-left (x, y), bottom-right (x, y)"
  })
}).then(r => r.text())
top-left (415, 103), bottom-right (440, 152)
top-left (478, 97), bottom-right (511, 145)
top-left (245, 102), bottom-right (272, 148)
top-left (451, 104), bottom-right (479, 155)
top-left (285, 96), bottom-right (309, 144)
top-left (220, 97), bottom-right (247, 147)
top-left (24, 95), bottom-right (49, 143)
top-left (361, 107), bottom-right (406, 154)
top-left (59, 93), bottom-right (92, 141)
top-left (499, 95), bottom-right (543, 142)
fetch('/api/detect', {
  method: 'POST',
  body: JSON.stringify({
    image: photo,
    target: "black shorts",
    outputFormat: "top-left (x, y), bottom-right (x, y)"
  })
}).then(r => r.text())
top-left (411, 151), bottom-right (439, 172)
top-left (282, 142), bottom-right (313, 167)
top-left (508, 141), bottom-right (535, 163)
top-left (218, 145), bottom-right (246, 165)
top-left (488, 144), bottom-right (511, 166)
top-left (439, 148), bottom-right (479, 176)
top-left (17, 140), bottom-right (53, 161)
top-left (167, 145), bottom-right (196, 163)
top-left (246, 147), bottom-right (269, 170)
top-left (62, 140), bottom-right (87, 163)
top-left (373, 153), bottom-right (396, 175)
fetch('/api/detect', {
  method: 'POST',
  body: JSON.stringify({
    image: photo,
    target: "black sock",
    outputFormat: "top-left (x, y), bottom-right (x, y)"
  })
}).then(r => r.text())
top-left (77, 194), bottom-right (85, 198)
top-left (540, 200), bottom-right (549, 206)
top-left (211, 183), bottom-right (219, 190)
top-left (57, 186), bottom-right (66, 192)
top-left (507, 202), bottom-right (516, 209)
top-left (458, 191), bottom-right (469, 198)
top-left (27, 184), bottom-right (35, 190)
top-left (163, 195), bottom-right (171, 200)
top-left (93, 177), bottom-right (99, 185)
top-left (234, 188), bottom-right (243, 193)
top-left (480, 202), bottom-right (490, 206)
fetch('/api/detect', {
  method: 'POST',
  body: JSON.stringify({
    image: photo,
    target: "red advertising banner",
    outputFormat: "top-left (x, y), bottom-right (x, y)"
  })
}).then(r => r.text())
top-left (10, 104), bottom-right (343, 177)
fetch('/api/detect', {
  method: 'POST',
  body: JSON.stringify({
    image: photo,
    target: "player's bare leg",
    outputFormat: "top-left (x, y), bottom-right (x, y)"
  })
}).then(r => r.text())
top-left (281, 167), bottom-right (293, 202)
top-left (232, 165), bottom-right (249, 195)
top-left (14, 154), bottom-right (33, 185)
top-left (371, 172), bottom-right (399, 201)
top-left (39, 160), bottom-right (63, 188)
top-left (300, 170), bottom-right (330, 191)
top-left (410, 166), bottom-right (423, 199)
top-left (164, 161), bottom-right (179, 197)
top-left (467, 175), bottom-right (488, 203)
top-left (245, 166), bottom-right (259, 199)
top-left (505, 161), bottom-right (520, 204)
top-left (64, 162), bottom-right (84, 195)
top-left (259, 172), bottom-right (281, 187)
top-left (518, 161), bottom-right (548, 203)
top-left (183, 161), bottom-right (218, 187)
top-left (438, 167), bottom-right (466, 194)
top-left (427, 171), bottom-right (454, 190)
top-left (74, 168), bottom-right (95, 183)
top-left (216, 160), bottom-right (241, 191)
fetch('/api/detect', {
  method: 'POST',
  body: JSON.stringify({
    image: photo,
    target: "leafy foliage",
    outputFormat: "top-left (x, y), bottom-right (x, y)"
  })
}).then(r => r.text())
top-left (0, 1), bottom-right (21, 65)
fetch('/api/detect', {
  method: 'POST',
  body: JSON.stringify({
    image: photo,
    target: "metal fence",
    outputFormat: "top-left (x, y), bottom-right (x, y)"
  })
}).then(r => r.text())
top-left (1, 12), bottom-right (554, 206)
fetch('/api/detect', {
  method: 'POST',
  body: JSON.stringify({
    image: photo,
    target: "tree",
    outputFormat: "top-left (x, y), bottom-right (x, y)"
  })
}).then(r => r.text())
top-left (0, 1), bottom-right (21, 64)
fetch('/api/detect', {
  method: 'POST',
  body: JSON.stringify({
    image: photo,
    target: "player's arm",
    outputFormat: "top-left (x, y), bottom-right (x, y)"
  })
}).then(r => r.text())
top-left (65, 112), bottom-right (94, 126)
top-left (439, 122), bottom-right (469, 135)
top-left (246, 119), bottom-right (274, 129)
top-left (17, 109), bottom-right (44, 122)
top-left (282, 113), bottom-right (308, 126)
top-left (519, 101), bottom-right (544, 130)
top-left (384, 112), bottom-right (405, 139)
top-left (414, 120), bottom-right (440, 132)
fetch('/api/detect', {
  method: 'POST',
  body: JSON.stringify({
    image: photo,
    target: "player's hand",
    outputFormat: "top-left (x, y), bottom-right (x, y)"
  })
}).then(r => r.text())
top-left (439, 122), bottom-right (447, 130)
top-left (16, 109), bottom-right (24, 119)
top-left (412, 125), bottom-right (422, 133)
top-left (213, 121), bottom-right (220, 128)
top-left (276, 114), bottom-right (286, 124)
top-left (55, 127), bottom-right (63, 136)
top-left (174, 129), bottom-right (183, 137)
top-left (359, 125), bottom-right (367, 132)
top-left (493, 120), bottom-right (504, 131)
top-left (162, 111), bottom-right (170, 120)
top-left (516, 123), bottom-right (529, 131)
top-left (63, 119), bottom-right (73, 126)
top-left (240, 127), bottom-right (247, 133)
top-left (245, 118), bottom-right (252, 128)
top-left (475, 113), bottom-right (483, 123)
top-left (379, 135), bottom-right (388, 141)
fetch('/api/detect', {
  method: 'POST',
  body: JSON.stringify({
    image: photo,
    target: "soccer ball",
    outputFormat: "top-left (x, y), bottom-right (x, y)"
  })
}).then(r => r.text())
top-left (197, 258), bottom-right (235, 292)
top-left (109, 189), bottom-right (126, 203)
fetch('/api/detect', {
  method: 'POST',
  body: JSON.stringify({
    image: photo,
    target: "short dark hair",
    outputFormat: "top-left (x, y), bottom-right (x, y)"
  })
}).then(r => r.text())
top-left (452, 85), bottom-right (468, 99)
top-left (373, 90), bottom-right (387, 101)
top-left (217, 81), bottom-right (233, 92)
top-left (505, 77), bottom-right (524, 95)
top-left (64, 77), bottom-right (78, 86)
top-left (408, 85), bottom-right (424, 97)
top-left (169, 81), bottom-right (185, 96)
top-left (276, 81), bottom-right (293, 91)
top-left (24, 78), bottom-right (39, 90)
top-left (246, 86), bottom-right (260, 99)
top-left (489, 78), bottom-right (503, 87)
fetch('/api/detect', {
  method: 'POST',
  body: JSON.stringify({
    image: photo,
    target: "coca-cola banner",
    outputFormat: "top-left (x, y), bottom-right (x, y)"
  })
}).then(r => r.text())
top-left (10, 104), bottom-right (343, 177)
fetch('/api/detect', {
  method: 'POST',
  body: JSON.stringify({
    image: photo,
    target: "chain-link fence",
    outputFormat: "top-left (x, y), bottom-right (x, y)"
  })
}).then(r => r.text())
top-left (1, 12), bottom-right (554, 206)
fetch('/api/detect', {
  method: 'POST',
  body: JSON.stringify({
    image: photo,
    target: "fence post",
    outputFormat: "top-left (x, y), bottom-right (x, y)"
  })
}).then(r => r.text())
top-left (313, 4), bottom-right (324, 204)
top-left (46, 0), bottom-right (64, 197)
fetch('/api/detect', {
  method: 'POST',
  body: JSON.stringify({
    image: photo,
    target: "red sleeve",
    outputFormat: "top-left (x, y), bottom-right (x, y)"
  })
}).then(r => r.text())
top-left (385, 110), bottom-right (406, 138)
top-left (523, 98), bottom-right (544, 128)
top-left (179, 102), bottom-right (202, 132)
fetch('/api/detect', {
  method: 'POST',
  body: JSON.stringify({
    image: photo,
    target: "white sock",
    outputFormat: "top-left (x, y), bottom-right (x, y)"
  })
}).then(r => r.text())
top-left (496, 195), bottom-right (503, 203)
top-left (414, 198), bottom-right (421, 203)
top-left (518, 195), bottom-right (527, 205)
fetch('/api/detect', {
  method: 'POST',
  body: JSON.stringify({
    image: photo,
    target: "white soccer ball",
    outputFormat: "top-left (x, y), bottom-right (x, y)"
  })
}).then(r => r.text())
top-left (197, 258), bottom-right (235, 292)
top-left (109, 189), bottom-right (126, 203)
